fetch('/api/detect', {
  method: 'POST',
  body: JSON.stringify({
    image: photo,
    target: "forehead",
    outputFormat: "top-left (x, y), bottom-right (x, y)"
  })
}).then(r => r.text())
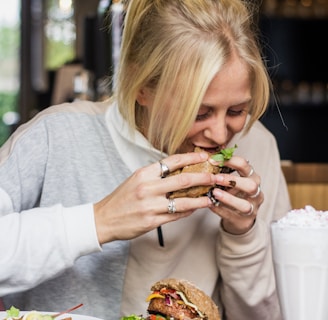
top-left (202, 57), bottom-right (251, 106)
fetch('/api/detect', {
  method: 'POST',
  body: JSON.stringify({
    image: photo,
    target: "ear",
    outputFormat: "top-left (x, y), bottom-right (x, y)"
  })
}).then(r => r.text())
top-left (136, 88), bottom-right (151, 107)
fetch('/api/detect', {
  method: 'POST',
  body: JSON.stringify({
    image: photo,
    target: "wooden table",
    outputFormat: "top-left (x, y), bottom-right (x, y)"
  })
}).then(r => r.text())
top-left (281, 162), bottom-right (328, 210)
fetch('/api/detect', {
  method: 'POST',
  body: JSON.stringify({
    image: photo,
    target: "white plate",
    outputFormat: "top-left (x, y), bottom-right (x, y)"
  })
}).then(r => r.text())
top-left (0, 311), bottom-right (103, 320)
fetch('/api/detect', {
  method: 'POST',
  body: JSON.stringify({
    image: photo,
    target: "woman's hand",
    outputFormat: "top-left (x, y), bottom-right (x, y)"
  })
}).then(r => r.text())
top-left (94, 151), bottom-right (218, 244)
top-left (209, 156), bottom-right (263, 235)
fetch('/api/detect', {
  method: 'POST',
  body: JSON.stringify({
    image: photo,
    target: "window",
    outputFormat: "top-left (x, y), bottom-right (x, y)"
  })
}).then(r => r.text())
top-left (45, 0), bottom-right (75, 70)
top-left (0, 0), bottom-right (20, 146)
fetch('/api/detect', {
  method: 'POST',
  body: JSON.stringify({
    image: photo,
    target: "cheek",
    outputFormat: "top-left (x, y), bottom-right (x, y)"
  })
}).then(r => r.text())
top-left (185, 122), bottom-right (204, 138)
top-left (228, 117), bottom-right (247, 133)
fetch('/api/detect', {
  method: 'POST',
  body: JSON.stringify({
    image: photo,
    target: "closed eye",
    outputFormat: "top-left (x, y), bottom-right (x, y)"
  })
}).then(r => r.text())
top-left (227, 109), bottom-right (246, 116)
top-left (227, 102), bottom-right (250, 117)
top-left (196, 107), bottom-right (247, 121)
top-left (195, 107), bottom-right (213, 121)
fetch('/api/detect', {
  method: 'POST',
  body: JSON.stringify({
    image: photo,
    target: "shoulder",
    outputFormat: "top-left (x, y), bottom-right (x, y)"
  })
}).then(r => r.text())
top-left (13, 100), bottom-right (111, 136)
top-left (0, 100), bottom-right (112, 160)
top-left (234, 120), bottom-right (277, 150)
top-left (231, 119), bottom-right (281, 166)
top-left (244, 120), bottom-right (277, 145)
top-left (36, 99), bottom-right (111, 117)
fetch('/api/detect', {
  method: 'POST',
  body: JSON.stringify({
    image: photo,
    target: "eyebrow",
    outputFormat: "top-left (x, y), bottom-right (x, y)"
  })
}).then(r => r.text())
top-left (200, 99), bottom-right (251, 109)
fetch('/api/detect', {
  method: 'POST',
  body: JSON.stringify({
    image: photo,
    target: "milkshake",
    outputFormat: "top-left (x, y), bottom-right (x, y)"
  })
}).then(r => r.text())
top-left (271, 206), bottom-right (328, 320)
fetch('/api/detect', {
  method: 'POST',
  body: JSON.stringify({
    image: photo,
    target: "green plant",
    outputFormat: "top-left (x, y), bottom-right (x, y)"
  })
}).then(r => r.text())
top-left (0, 92), bottom-right (18, 146)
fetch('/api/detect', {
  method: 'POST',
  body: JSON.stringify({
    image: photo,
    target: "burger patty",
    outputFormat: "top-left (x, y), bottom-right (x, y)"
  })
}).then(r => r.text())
top-left (147, 298), bottom-right (200, 319)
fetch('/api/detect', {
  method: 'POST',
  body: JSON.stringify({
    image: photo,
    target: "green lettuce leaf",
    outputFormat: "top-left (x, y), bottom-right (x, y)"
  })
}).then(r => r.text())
top-left (120, 315), bottom-right (145, 320)
top-left (210, 144), bottom-right (237, 167)
top-left (6, 306), bottom-right (20, 317)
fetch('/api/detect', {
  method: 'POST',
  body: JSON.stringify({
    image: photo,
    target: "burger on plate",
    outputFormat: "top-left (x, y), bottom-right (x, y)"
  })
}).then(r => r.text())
top-left (121, 278), bottom-right (221, 320)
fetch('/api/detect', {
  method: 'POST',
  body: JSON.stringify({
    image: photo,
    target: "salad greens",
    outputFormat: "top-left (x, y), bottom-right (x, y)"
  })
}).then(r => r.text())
top-left (5, 303), bottom-right (83, 319)
top-left (210, 144), bottom-right (237, 166)
top-left (6, 306), bottom-right (20, 318)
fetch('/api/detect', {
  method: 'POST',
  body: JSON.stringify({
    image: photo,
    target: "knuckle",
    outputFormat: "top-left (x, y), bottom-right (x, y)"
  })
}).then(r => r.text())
top-left (134, 166), bottom-right (148, 180)
top-left (179, 197), bottom-right (208, 212)
top-left (134, 182), bottom-right (151, 200)
top-left (169, 152), bottom-right (207, 169)
top-left (177, 172), bottom-right (213, 189)
top-left (250, 182), bottom-right (258, 194)
top-left (134, 183), bottom-right (149, 199)
top-left (177, 172), bottom-right (193, 188)
top-left (168, 153), bottom-right (187, 169)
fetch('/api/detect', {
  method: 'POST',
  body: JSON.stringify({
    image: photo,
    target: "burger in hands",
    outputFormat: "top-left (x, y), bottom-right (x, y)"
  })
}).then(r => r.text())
top-left (121, 278), bottom-right (221, 320)
top-left (167, 145), bottom-right (237, 204)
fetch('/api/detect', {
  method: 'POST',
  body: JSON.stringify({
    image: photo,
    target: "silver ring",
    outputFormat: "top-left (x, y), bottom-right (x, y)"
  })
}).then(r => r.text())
top-left (246, 165), bottom-right (254, 177)
top-left (240, 203), bottom-right (254, 217)
top-left (207, 191), bottom-right (220, 206)
top-left (159, 160), bottom-right (170, 178)
top-left (167, 198), bottom-right (176, 214)
top-left (249, 185), bottom-right (261, 198)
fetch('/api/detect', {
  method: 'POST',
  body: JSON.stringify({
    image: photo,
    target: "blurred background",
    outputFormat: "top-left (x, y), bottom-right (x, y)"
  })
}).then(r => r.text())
top-left (0, 0), bottom-right (327, 208)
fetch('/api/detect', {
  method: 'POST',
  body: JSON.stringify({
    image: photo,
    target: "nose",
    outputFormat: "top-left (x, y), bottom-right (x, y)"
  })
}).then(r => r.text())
top-left (203, 115), bottom-right (228, 145)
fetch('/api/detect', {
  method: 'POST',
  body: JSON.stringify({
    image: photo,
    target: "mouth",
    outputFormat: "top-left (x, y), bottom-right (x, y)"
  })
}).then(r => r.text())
top-left (195, 145), bottom-right (226, 154)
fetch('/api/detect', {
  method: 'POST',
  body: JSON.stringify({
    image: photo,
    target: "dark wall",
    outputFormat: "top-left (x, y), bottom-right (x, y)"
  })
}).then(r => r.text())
top-left (259, 16), bottom-right (328, 162)
top-left (260, 104), bottom-right (328, 162)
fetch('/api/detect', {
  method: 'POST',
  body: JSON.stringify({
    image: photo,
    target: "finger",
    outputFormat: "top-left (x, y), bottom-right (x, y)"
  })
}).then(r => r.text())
top-left (238, 162), bottom-right (255, 178)
top-left (214, 174), bottom-right (260, 197)
top-left (139, 187), bottom-right (212, 218)
top-left (158, 196), bottom-right (211, 218)
top-left (249, 185), bottom-right (261, 198)
top-left (155, 151), bottom-right (209, 177)
top-left (211, 187), bottom-right (256, 214)
top-left (223, 156), bottom-right (255, 178)
top-left (157, 171), bottom-right (217, 196)
top-left (212, 200), bottom-right (256, 218)
top-left (238, 202), bottom-right (254, 217)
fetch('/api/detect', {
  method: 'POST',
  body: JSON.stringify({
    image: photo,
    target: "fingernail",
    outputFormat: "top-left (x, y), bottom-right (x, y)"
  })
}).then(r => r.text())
top-left (208, 158), bottom-right (221, 165)
top-left (229, 180), bottom-right (236, 187)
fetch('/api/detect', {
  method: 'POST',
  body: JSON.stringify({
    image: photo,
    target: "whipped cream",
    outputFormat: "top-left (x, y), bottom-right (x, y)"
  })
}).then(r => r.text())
top-left (276, 205), bottom-right (328, 227)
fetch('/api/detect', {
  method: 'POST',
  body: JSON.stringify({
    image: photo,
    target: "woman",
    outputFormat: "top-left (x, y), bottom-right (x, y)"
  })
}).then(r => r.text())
top-left (0, 0), bottom-right (291, 319)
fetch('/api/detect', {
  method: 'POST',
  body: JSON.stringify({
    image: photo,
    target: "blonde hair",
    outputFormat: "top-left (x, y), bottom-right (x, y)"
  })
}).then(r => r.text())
top-left (114, 0), bottom-right (271, 155)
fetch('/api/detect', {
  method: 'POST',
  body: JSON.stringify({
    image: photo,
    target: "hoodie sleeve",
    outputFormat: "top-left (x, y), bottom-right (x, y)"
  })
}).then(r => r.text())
top-left (216, 121), bottom-right (291, 320)
top-left (0, 195), bottom-right (101, 296)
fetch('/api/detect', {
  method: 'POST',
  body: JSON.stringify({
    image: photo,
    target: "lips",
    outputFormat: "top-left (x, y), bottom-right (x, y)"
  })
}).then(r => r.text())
top-left (194, 145), bottom-right (226, 154)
